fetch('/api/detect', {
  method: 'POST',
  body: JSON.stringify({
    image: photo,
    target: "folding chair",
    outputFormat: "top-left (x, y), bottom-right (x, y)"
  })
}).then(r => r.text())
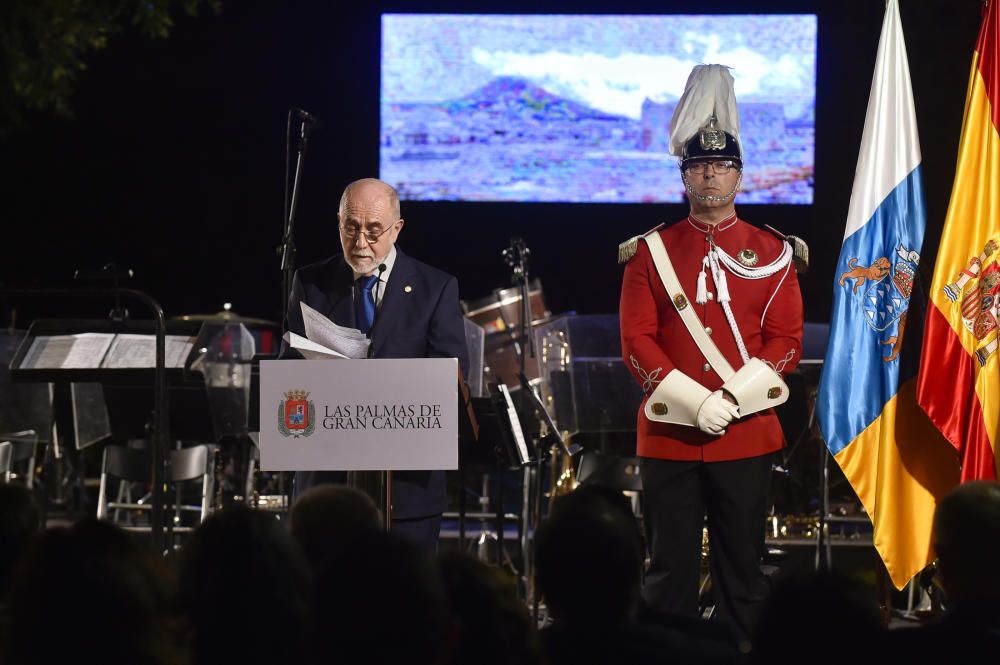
top-left (0, 430), bottom-right (40, 487)
top-left (96, 443), bottom-right (216, 535)
top-left (96, 445), bottom-right (153, 529)
top-left (0, 442), bottom-right (10, 480)
top-left (168, 444), bottom-right (215, 529)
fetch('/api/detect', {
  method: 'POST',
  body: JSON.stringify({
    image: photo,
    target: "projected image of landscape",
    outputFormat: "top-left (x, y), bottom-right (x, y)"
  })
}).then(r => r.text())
top-left (380, 14), bottom-right (816, 204)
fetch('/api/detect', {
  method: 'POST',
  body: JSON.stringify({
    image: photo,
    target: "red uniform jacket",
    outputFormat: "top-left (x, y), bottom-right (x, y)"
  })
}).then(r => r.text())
top-left (620, 216), bottom-right (803, 461)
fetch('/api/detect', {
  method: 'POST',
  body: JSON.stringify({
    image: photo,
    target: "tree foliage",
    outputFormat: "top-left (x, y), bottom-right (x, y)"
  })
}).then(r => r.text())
top-left (0, 0), bottom-right (221, 132)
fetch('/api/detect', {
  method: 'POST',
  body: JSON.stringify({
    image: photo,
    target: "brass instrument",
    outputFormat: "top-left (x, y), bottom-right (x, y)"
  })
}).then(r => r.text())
top-left (546, 430), bottom-right (578, 500)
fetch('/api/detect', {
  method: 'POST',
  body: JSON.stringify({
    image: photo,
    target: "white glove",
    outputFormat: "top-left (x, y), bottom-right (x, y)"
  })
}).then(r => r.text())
top-left (696, 390), bottom-right (741, 436)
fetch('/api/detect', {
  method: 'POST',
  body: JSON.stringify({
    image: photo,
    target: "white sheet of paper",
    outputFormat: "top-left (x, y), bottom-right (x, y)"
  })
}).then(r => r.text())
top-left (300, 302), bottom-right (370, 359)
top-left (21, 333), bottom-right (115, 369)
top-left (498, 384), bottom-right (531, 465)
top-left (281, 331), bottom-right (348, 360)
top-left (101, 334), bottom-right (193, 369)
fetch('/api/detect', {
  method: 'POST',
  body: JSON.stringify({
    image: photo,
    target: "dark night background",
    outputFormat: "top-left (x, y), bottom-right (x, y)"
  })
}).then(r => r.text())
top-left (0, 0), bottom-right (985, 333)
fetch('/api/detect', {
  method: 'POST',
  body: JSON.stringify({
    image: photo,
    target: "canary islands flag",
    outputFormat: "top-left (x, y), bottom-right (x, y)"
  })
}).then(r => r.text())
top-left (816, 0), bottom-right (959, 590)
top-left (918, 0), bottom-right (1000, 482)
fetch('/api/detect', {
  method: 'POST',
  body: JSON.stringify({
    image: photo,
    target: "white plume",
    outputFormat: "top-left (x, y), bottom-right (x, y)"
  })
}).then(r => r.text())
top-left (668, 64), bottom-right (741, 157)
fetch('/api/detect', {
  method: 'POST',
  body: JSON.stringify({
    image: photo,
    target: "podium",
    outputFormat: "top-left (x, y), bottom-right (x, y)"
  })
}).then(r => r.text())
top-left (257, 358), bottom-right (460, 471)
top-left (258, 358), bottom-right (464, 525)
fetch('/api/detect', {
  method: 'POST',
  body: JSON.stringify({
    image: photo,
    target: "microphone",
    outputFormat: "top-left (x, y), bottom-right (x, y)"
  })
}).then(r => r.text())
top-left (292, 107), bottom-right (321, 128)
top-left (366, 263), bottom-right (388, 358)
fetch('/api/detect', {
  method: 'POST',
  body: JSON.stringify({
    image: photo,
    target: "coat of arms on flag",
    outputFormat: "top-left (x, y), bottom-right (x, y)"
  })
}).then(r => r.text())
top-left (942, 238), bottom-right (1000, 366)
top-left (918, 0), bottom-right (1000, 485)
top-left (277, 389), bottom-right (316, 438)
top-left (838, 244), bottom-right (920, 360)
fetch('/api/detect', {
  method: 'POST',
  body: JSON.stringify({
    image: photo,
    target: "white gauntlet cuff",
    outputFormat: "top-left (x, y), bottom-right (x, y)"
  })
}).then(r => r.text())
top-left (644, 369), bottom-right (713, 426)
top-left (721, 357), bottom-right (789, 416)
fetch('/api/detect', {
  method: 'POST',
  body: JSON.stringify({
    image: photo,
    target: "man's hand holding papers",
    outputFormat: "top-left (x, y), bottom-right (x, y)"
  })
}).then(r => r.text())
top-left (282, 302), bottom-right (370, 360)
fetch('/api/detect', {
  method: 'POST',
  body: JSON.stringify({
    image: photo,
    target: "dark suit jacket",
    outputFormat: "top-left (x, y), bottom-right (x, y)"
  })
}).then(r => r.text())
top-left (283, 248), bottom-right (469, 519)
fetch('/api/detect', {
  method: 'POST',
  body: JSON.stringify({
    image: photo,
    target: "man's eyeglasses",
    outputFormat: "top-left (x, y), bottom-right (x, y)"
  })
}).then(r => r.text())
top-left (684, 160), bottom-right (739, 175)
top-left (339, 224), bottom-right (395, 244)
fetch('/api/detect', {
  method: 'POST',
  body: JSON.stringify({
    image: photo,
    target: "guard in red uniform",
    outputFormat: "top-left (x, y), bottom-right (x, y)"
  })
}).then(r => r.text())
top-left (619, 64), bottom-right (803, 645)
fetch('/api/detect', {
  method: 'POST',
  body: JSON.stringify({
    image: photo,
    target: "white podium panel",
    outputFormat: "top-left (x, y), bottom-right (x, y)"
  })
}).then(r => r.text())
top-left (259, 358), bottom-right (458, 471)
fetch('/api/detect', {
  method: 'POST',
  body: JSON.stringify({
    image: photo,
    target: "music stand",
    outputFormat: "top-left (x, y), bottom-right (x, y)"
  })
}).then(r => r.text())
top-left (531, 313), bottom-right (643, 456)
top-left (513, 372), bottom-right (565, 623)
top-left (10, 317), bottom-right (225, 542)
top-left (463, 318), bottom-right (487, 398)
top-left (0, 329), bottom-right (54, 445)
top-left (452, 383), bottom-right (532, 568)
top-left (2, 286), bottom-right (179, 552)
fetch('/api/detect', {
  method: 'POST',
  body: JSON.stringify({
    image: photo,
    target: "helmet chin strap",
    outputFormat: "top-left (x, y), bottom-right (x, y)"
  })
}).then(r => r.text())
top-left (682, 170), bottom-right (743, 203)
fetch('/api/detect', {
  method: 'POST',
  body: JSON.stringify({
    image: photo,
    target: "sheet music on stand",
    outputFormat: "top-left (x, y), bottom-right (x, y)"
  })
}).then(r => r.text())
top-left (497, 384), bottom-right (531, 466)
top-left (20, 333), bottom-right (114, 369)
top-left (19, 332), bottom-right (193, 370)
top-left (102, 334), bottom-right (193, 369)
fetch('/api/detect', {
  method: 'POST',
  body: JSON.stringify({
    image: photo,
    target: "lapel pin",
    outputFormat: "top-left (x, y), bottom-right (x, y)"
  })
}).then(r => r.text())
top-left (404, 285), bottom-right (413, 293)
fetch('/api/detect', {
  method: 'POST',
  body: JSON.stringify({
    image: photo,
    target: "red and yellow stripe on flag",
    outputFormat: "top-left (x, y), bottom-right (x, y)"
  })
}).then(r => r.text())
top-left (918, 0), bottom-right (1000, 481)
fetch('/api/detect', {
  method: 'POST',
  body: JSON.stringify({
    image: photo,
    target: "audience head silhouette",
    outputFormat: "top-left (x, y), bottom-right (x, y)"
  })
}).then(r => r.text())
top-left (307, 528), bottom-right (452, 665)
top-left (175, 504), bottom-right (312, 665)
top-left (751, 571), bottom-right (884, 664)
top-left (536, 485), bottom-right (643, 628)
top-left (933, 480), bottom-right (1000, 604)
top-left (3, 518), bottom-right (182, 665)
top-left (0, 483), bottom-right (40, 596)
top-left (289, 483), bottom-right (382, 571)
top-left (437, 550), bottom-right (541, 665)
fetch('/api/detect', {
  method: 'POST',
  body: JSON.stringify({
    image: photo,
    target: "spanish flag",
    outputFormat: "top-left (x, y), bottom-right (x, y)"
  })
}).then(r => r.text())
top-left (817, 0), bottom-right (960, 590)
top-left (918, 0), bottom-right (1000, 483)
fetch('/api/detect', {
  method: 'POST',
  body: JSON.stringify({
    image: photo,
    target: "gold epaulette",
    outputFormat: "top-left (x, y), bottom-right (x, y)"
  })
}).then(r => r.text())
top-left (618, 224), bottom-right (665, 264)
top-left (764, 224), bottom-right (809, 274)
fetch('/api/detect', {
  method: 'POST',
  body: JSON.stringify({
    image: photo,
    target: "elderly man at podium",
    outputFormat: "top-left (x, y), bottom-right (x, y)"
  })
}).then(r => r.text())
top-left (283, 177), bottom-right (469, 552)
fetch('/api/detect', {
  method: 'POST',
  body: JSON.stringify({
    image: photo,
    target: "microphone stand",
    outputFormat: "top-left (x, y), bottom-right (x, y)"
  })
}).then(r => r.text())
top-left (277, 109), bottom-right (316, 505)
top-left (279, 110), bottom-right (317, 323)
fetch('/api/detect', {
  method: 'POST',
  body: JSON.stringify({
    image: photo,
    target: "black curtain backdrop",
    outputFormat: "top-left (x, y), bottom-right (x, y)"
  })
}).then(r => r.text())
top-left (0, 0), bottom-right (984, 330)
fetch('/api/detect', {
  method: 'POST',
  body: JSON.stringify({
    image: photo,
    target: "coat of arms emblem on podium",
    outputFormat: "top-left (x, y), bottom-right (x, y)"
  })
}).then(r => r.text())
top-left (278, 389), bottom-right (315, 438)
